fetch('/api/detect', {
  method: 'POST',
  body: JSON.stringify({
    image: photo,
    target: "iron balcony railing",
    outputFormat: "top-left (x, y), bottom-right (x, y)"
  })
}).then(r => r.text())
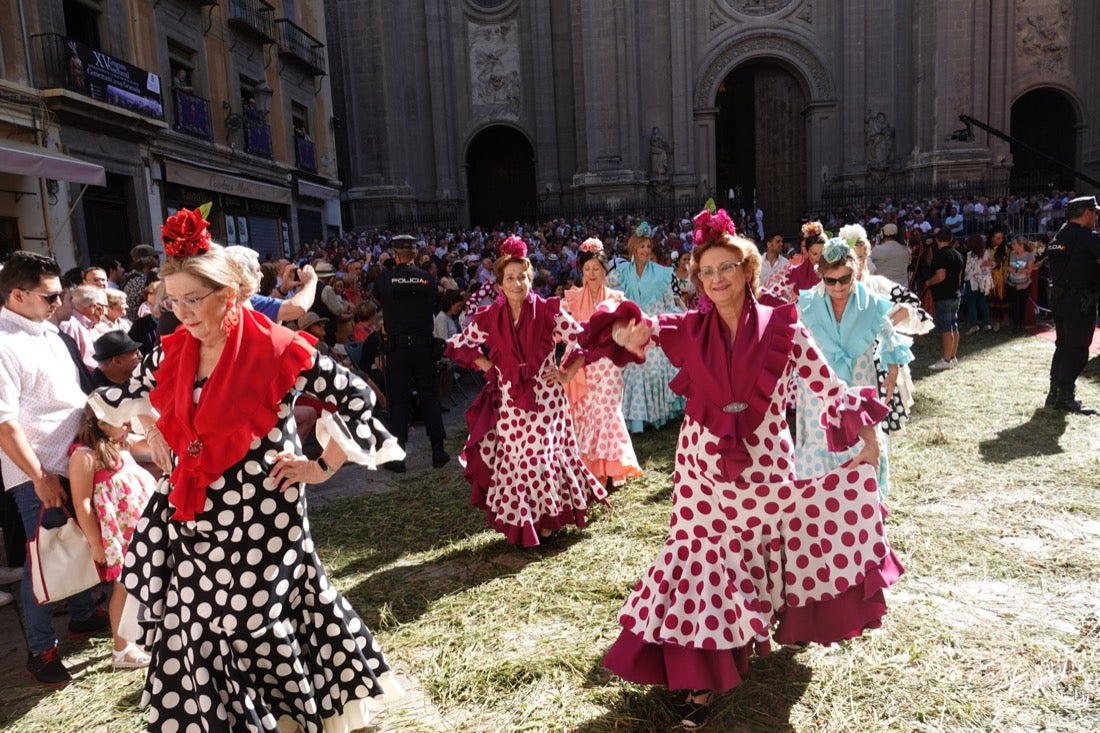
top-left (275, 19), bottom-right (326, 76)
top-left (227, 0), bottom-right (277, 44)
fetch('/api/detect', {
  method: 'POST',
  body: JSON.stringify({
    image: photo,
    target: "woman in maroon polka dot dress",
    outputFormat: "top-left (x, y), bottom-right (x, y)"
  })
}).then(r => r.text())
top-left (594, 208), bottom-right (905, 728)
top-left (445, 235), bottom-right (607, 547)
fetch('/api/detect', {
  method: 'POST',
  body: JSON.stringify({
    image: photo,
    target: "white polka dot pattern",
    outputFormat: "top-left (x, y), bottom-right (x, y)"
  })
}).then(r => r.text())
top-left (109, 350), bottom-right (397, 731)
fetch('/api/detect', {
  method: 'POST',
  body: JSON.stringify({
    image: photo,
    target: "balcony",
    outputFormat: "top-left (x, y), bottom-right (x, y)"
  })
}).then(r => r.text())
top-left (227, 0), bottom-right (277, 44)
top-left (173, 87), bottom-right (213, 140)
top-left (275, 19), bottom-right (326, 76)
top-left (295, 137), bottom-right (316, 172)
top-left (30, 33), bottom-right (166, 133)
top-left (244, 118), bottom-right (272, 158)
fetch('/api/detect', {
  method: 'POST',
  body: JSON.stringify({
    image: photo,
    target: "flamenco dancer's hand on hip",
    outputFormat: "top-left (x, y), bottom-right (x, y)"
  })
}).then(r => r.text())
top-left (270, 451), bottom-right (334, 490)
top-left (852, 425), bottom-right (881, 468)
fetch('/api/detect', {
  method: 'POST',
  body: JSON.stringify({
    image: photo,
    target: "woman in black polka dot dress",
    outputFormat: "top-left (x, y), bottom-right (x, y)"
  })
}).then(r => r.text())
top-left (93, 208), bottom-right (406, 732)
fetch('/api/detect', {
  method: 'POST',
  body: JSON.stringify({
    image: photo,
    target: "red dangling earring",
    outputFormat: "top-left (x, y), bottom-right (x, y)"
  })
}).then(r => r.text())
top-left (221, 303), bottom-right (240, 334)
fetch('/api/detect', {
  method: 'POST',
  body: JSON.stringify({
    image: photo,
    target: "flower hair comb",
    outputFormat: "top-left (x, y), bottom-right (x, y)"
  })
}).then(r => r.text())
top-left (691, 200), bottom-right (737, 245)
top-left (162, 203), bottom-right (213, 258)
top-left (499, 235), bottom-right (527, 259)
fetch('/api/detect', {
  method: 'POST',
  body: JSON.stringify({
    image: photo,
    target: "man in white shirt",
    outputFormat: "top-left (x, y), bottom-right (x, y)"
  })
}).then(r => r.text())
top-left (759, 233), bottom-right (789, 283)
top-left (869, 223), bottom-right (911, 287)
top-left (0, 252), bottom-right (108, 687)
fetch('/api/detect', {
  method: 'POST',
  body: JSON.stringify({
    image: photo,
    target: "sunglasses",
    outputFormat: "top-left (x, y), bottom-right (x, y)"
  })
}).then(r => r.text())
top-left (822, 273), bottom-right (854, 287)
top-left (24, 290), bottom-right (64, 305)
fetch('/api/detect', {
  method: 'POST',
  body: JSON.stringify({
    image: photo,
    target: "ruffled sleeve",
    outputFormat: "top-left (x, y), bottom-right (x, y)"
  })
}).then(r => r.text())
top-left (445, 314), bottom-right (489, 370)
top-left (759, 261), bottom-right (796, 306)
top-left (792, 323), bottom-right (890, 452)
top-left (552, 305), bottom-right (586, 371)
top-left (299, 353), bottom-right (405, 469)
top-left (875, 321), bottom-right (914, 368)
top-left (88, 348), bottom-right (161, 426)
top-left (577, 300), bottom-right (649, 367)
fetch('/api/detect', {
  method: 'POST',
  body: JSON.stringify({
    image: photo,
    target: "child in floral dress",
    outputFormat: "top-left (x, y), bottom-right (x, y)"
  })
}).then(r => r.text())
top-left (69, 388), bottom-right (156, 669)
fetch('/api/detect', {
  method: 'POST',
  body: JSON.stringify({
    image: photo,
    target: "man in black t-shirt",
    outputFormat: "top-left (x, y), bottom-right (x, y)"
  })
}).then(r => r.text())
top-left (925, 229), bottom-right (965, 370)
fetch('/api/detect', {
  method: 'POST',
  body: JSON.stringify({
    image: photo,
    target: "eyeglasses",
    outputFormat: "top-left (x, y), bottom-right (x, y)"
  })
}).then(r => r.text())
top-left (822, 273), bottom-right (854, 287)
top-left (698, 261), bottom-right (743, 280)
top-left (161, 290), bottom-right (217, 312)
top-left (24, 290), bottom-right (64, 305)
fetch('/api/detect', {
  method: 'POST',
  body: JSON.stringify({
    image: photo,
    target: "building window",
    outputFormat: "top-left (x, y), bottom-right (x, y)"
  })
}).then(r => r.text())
top-left (0, 217), bottom-right (20, 261)
top-left (63, 0), bottom-right (101, 49)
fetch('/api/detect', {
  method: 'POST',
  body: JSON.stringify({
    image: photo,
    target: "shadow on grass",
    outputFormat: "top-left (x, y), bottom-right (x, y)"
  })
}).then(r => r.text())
top-left (575, 647), bottom-right (812, 733)
top-left (978, 408), bottom-right (1070, 462)
top-left (343, 531), bottom-right (586, 629)
top-left (310, 476), bottom-right (486, 577)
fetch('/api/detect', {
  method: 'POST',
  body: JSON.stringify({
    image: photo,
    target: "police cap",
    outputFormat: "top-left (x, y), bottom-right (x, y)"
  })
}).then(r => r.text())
top-left (1066, 195), bottom-right (1100, 218)
top-left (391, 235), bottom-right (418, 252)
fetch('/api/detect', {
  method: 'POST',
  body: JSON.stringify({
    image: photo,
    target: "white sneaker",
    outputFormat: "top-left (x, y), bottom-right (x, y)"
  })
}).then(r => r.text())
top-left (950, 357), bottom-right (958, 368)
top-left (929, 358), bottom-right (953, 370)
top-left (0, 589), bottom-right (12, 607)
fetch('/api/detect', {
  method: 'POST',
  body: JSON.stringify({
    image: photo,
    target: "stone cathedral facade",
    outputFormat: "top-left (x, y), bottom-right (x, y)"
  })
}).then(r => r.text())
top-left (324, 0), bottom-right (1099, 234)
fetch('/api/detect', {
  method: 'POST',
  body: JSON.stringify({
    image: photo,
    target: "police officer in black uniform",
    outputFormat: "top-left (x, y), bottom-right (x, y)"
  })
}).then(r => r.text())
top-left (1045, 195), bottom-right (1100, 413)
top-left (373, 235), bottom-right (449, 471)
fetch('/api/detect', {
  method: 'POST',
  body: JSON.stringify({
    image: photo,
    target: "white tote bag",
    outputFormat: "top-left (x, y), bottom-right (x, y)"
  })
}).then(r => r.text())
top-left (28, 507), bottom-right (102, 605)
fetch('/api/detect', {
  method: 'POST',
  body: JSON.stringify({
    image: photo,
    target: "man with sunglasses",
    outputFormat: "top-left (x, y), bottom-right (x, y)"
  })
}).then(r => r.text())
top-left (0, 251), bottom-right (109, 686)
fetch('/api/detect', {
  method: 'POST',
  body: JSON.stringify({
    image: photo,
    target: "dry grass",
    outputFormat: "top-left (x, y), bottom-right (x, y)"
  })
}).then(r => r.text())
top-left (2, 330), bottom-right (1098, 732)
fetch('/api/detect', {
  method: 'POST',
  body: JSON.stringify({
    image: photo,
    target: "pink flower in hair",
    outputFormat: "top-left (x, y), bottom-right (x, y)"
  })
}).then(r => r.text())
top-left (579, 237), bottom-right (603, 254)
top-left (692, 207), bottom-right (737, 244)
top-left (499, 235), bottom-right (527, 259)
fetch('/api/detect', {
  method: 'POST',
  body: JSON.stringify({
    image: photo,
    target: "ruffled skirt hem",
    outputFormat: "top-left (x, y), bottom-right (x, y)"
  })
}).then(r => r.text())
top-left (274, 671), bottom-right (405, 733)
top-left (604, 551), bottom-right (903, 693)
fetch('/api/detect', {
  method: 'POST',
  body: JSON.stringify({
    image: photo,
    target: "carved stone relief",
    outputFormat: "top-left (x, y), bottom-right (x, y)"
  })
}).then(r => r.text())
top-left (723, 0), bottom-right (796, 17)
top-left (694, 34), bottom-right (833, 108)
top-left (468, 21), bottom-right (521, 109)
top-left (1015, 0), bottom-right (1070, 74)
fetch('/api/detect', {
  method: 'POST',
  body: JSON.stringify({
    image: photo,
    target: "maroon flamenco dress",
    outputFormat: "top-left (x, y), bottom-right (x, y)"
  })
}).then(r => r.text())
top-left (759, 256), bottom-right (821, 306)
top-left (445, 291), bottom-right (608, 547)
top-left (591, 298), bottom-right (905, 693)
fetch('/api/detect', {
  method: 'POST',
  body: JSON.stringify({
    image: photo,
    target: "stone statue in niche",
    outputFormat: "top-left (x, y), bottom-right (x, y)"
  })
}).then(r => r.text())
top-left (649, 127), bottom-right (671, 179)
top-left (1015, 0), bottom-right (1070, 74)
top-left (865, 110), bottom-right (895, 171)
top-left (469, 22), bottom-right (521, 107)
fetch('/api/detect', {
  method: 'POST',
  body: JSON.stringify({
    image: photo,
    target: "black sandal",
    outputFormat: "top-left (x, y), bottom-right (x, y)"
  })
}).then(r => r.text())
top-left (675, 689), bottom-right (712, 729)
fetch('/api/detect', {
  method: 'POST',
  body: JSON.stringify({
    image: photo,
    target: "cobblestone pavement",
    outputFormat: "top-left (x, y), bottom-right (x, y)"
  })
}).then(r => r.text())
top-left (0, 387), bottom-right (475, 732)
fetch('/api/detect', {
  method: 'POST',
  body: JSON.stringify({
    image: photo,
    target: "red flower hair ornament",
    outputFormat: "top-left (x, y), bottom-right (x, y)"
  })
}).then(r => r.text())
top-left (162, 203), bottom-right (213, 258)
top-left (692, 204), bottom-right (737, 245)
top-left (499, 235), bottom-right (527, 259)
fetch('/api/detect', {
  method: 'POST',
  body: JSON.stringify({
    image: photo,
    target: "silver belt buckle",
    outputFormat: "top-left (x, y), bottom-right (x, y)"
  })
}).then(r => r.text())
top-left (723, 401), bottom-right (748, 414)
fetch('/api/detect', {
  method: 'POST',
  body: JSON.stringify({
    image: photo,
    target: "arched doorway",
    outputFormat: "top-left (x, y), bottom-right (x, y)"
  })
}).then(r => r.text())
top-left (1010, 88), bottom-right (1077, 191)
top-left (466, 126), bottom-right (535, 229)
top-left (715, 60), bottom-right (807, 241)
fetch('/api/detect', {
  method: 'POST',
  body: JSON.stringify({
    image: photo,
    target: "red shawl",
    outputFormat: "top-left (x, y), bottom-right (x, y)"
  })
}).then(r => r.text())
top-left (150, 307), bottom-right (316, 520)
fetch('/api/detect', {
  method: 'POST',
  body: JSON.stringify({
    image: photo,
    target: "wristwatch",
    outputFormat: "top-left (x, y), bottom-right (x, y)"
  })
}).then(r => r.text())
top-left (316, 456), bottom-right (336, 476)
